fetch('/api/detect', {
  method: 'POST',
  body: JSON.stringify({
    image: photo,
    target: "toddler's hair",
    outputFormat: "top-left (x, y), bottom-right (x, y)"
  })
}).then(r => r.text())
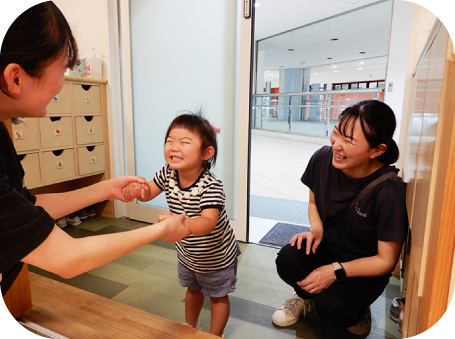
top-left (165, 109), bottom-right (218, 170)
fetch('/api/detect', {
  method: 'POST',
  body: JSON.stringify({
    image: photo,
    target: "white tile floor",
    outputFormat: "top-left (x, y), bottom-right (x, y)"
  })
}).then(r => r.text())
top-left (248, 130), bottom-right (331, 243)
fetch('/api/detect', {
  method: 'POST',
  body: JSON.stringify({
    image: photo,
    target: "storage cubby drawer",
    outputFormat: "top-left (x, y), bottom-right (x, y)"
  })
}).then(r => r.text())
top-left (41, 149), bottom-right (76, 183)
top-left (72, 84), bottom-right (101, 115)
top-left (77, 145), bottom-right (105, 176)
top-left (39, 117), bottom-right (74, 149)
top-left (75, 116), bottom-right (104, 145)
top-left (11, 118), bottom-right (40, 152)
top-left (46, 83), bottom-right (72, 115)
top-left (18, 152), bottom-right (41, 187)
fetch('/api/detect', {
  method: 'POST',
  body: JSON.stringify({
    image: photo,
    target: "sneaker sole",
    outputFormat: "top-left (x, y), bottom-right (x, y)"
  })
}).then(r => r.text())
top-left (272, 315), bottom-right (300, 327)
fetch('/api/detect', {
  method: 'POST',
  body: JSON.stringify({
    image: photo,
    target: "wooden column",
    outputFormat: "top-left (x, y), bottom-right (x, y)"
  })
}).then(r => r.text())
top-left (3, 264), bottom-right (32, 319)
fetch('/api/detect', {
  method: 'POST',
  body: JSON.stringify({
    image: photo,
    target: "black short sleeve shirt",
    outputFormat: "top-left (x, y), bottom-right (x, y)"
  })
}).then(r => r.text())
top-left (0, 122), bottom-right (54, 296)
top-left (301, 146), bottom-right (408, 261)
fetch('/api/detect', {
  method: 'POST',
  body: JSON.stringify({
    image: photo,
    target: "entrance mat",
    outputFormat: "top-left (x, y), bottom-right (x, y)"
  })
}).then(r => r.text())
top-left (259, 222), bottom-right (310, 248)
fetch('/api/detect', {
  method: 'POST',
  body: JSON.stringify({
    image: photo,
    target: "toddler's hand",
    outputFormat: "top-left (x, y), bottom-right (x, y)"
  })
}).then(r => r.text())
top-left (123, 182), bottom-right (148, 201)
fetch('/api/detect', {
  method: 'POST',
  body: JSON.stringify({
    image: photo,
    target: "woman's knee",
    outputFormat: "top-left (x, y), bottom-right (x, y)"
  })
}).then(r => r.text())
top-left (275, 244), bottom-right (301, 270)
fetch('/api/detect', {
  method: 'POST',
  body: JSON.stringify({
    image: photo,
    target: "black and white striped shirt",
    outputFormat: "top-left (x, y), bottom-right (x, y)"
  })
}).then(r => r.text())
top-left (154, 164), bottom-right (238, 273)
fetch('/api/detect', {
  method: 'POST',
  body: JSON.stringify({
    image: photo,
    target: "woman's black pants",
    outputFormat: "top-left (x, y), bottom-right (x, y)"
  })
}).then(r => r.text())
top-left (275, 241), bottom-right (390, 328)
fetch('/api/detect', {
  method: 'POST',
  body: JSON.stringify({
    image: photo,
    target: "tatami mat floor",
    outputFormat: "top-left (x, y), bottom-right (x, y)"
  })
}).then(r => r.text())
top-left (30, 216), bottom-right (401, 339)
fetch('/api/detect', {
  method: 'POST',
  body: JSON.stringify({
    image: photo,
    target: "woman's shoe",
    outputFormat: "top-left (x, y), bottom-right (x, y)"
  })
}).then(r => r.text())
top-left (272, 292), bottom-right (314, 327)
top-left (347, 307), bottom-right (372, 335)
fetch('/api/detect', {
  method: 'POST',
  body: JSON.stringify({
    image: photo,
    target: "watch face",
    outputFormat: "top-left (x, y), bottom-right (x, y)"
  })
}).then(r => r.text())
top-left (335, 268), bottom-right (347, 281)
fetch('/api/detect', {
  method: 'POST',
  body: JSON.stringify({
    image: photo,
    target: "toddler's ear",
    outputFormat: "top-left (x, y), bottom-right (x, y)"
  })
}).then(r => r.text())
top-left (203, 146), bottom-right (215, 160)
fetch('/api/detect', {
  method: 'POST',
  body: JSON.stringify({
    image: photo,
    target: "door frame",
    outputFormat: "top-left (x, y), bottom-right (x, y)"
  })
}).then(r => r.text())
top-left (117, 0), bottom-right (253, 242)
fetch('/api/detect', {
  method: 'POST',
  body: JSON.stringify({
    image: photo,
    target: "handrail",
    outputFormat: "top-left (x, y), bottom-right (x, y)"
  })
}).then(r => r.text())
top-left (253, 88), bottom-right (383, 97)
top-left (251, 88), bottom-right (384, 138)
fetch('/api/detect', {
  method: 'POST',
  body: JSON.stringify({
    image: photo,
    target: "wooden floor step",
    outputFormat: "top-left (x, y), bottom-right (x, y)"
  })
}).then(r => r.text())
top-left (20, 273), bottom-right (217, 339)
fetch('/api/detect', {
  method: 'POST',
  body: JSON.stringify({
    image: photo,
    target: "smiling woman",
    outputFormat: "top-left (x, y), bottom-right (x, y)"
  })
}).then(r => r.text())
top-left (0, 0), bottom-right (189, 310)
top-left (272, 99), bottom-right (408, 335)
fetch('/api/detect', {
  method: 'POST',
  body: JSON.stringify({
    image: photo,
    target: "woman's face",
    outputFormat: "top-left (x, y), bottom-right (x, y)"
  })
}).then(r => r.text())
top-left (330, 119), bottom-right (382, 178)
top-left (20, 55), bottom-right (68, 118)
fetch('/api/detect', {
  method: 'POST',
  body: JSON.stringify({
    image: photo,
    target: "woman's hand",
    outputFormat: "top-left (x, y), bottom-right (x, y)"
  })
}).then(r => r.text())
top-left (158, 212), bottom-right (172, 222)
top-left (105, 176), bottom-right (148, 202)
top-left (297, 264), bottom-right (336, 295)
top-left (289, 228), bottom-right (323, 254)
top-left (159, 213), bottom-right (191, 242)
top-left (123, 181), bottom-right (149, 201)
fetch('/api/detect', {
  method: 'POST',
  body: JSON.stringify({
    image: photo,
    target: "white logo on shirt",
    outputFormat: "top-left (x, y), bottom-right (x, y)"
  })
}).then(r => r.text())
top-left (355, 204), bottom-right (367, 217)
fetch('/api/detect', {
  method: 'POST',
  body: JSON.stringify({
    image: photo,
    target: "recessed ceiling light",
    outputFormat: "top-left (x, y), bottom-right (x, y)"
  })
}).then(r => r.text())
top-left (359, 51), bottom-right (366, 54)
top-left (358, 68), bottom-right (362, 70)
top-left (330, 38), bottom-right (338, 41)
top-left (327, 57), bottom-right (332, 59)
top-left (360, 61), bottom-right (365, 64)
top-left (268, 79), bottom-right (271, 81)
top-left (288, 49), bottom-right (294, 51)
top-left (334, 70), bottom-right (338, 73)
top-left (314, 73), bottom-right (318, 75)
top-left (332, 65), bottom-right (337, 68)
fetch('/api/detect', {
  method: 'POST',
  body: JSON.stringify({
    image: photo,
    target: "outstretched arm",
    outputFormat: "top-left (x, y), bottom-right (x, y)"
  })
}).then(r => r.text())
top-left (21, 213), bottom-right (189, 279)
top-left (34, 176), bottom-right (147, 219)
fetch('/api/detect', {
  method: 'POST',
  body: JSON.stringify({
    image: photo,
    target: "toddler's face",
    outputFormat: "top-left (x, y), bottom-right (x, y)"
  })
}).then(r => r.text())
top-left (164, 128), bottom-right (204, 172)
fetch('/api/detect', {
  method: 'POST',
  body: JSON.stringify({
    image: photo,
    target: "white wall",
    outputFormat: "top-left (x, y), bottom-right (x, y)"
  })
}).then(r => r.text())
top-left (53, 0), bottom-right (111, 80)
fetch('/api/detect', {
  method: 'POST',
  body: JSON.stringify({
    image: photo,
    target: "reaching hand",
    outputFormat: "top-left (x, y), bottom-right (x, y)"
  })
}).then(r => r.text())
top-left (105, 176), bottom-right (148, 202)
top-left (158, 212), bottom-right (172, 222)
top-left (160, 213), bottom-right (190, 242)
top-left (289, 228), bottom-right (323, 255)
top-left (123, 181), bottom-right (150, 201)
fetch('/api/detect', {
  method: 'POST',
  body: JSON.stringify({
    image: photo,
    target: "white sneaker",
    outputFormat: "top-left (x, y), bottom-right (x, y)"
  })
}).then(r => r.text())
top-left (272, 292), bottom-right (314, 327)
top-left (66, 213), bottom-right (82, 227)
top-left (56, 217), bottom-right (67, 229)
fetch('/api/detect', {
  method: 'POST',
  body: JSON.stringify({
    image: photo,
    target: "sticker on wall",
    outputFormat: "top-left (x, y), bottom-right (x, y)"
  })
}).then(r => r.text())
top-left (52, 95), bottom-right (59, 102)
top-left (54, 128), bottom-right (62, 136)
top-left (88, 127), bottom-right (95, 135)
top-left (56, 161), bottom-right (64, 169)
top-left (14, 130), bottom-right (24, 139)
top-left (85, 96), bottom-right (92, 103)
top-left (90, 156), bottom-right (97, 164)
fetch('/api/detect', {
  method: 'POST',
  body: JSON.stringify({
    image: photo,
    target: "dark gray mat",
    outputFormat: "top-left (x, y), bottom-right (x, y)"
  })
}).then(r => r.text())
top-left (259, 222), bottom-right (310, 248)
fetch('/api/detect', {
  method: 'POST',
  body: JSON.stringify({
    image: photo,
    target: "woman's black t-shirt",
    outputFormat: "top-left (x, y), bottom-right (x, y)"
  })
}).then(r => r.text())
top-left (0, 122), bottom-right (54, 296)
top-left (301, 146), bottom-right (408, 262)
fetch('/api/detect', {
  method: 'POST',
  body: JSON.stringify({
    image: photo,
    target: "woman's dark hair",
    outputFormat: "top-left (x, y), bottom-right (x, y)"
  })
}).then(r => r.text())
top-left (165, 109), bottom-right (218, 170)
top-left (338, 99), bottom-right (399, 164)
top-left (0, 1), bottom-right (78, 94)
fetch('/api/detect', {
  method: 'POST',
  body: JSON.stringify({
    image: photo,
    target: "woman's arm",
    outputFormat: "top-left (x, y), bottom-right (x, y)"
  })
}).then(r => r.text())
top-left (21, 214), bottom-right (189, 279)
top-left (342, 240), bottom-right (403, 277)
top-left (290, 190), bottom-right (324, 254)
top-left (297, 240), bottom-right (403, 294)
top-left (35, 176), bottom-right (147, 219)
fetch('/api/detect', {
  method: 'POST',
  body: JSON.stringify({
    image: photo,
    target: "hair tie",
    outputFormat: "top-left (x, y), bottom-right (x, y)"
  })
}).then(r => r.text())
top-left (210, 122), bottom-right (221, 136)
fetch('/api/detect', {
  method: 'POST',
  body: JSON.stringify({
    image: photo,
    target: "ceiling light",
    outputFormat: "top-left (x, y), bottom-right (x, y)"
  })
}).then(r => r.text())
top-left (327, 57), bottom-right (332, 59)
top-left (301, 62), bottom-right (306, 64)
top-left (358, 68), bottom-right (362, 70)
top-left (330, 38), bottom-right (338, 41)
top-left (360, 61), bottom-right (365, 64)
top-left (288, 49), bottom-right (294, 52)
top-left (334, 70), bottom-right (338, 73)
top-left (314, 73), bottom-right (318, 75)
top-left (332, 65), bottom-right (337, 68)
top-left (359, 51), bottom-right (366, 54)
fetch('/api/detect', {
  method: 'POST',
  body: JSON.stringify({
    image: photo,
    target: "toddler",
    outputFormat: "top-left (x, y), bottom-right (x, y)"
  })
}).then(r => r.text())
top-left (124, 112), bottom-right (239, 337)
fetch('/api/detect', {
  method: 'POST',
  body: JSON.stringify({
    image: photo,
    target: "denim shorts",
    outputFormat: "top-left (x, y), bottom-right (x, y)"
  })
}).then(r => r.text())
top-left (178, 258), bottom-right (238, 298)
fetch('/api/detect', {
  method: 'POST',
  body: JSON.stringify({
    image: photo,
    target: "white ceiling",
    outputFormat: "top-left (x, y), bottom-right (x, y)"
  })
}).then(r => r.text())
top-left (254, 0), bottom-right (393, 81)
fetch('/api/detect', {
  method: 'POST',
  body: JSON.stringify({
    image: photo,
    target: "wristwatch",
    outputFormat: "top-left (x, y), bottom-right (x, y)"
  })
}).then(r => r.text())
top-left (332, 262), bottom-right (347, 281)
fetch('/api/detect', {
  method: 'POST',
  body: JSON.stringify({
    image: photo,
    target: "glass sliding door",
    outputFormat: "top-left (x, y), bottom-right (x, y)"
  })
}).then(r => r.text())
top-left (120, 0), bottom-right (252, 241)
